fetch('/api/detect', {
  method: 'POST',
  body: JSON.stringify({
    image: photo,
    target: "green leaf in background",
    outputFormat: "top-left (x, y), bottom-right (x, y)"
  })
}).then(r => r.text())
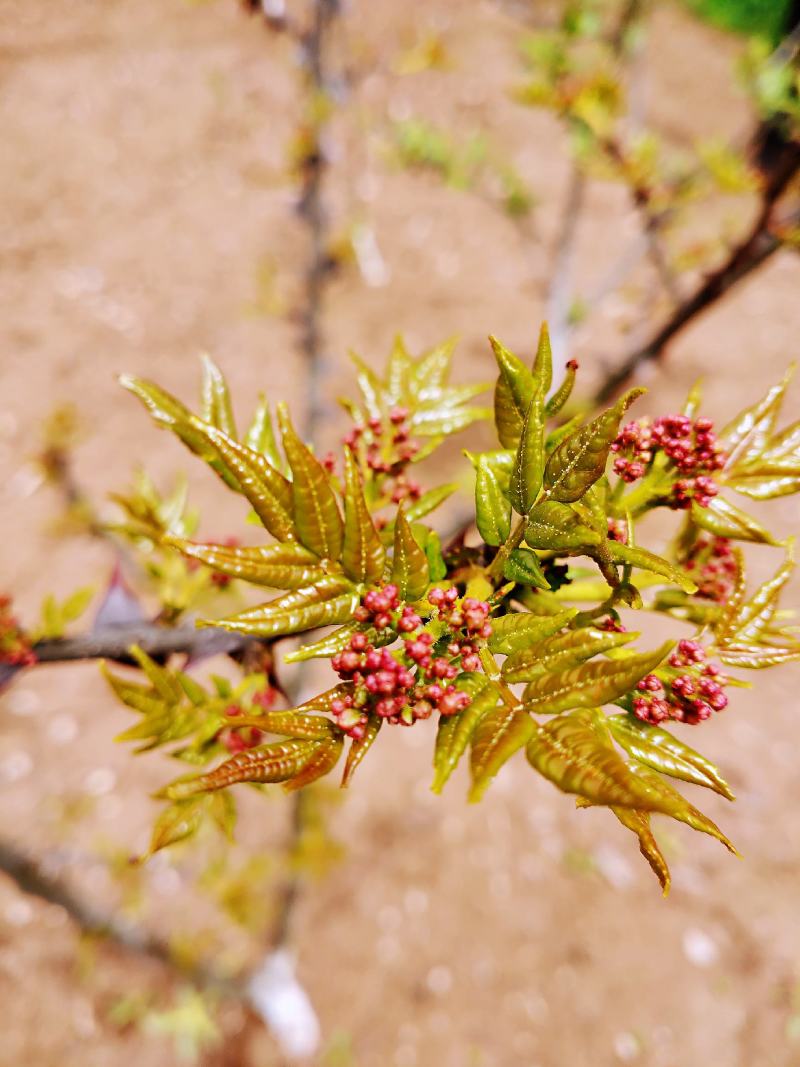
top-left (200, 353), bottom-right (237, 438)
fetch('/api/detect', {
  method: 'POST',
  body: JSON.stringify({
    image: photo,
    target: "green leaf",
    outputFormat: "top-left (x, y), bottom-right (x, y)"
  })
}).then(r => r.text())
top-left (278, 405), bottom-right (344, 559)
top-left (727, 469), bottom-right (800, 500)
top-left (101, 665), bottom-right (166, 719)
top-left (165, 739), bottom-right (319, 798)
top-left (148, 799), bottom-right (204, 855)
top-left (719, 644), bottom-right (800, 669)
top-left (607, 714), bottom-right (734, 800)
top-left (386, 334), bottom-right (413, 403)
top-left (605, 541), bottom-right (697, 593)
top-left (342, 450), bottom-right (385, 583)
top-left (501, 627), bottom-right (635, 683)
top-left (391, 506), bottom-right (430, 600)
top-left (542, 388), bottom-right (645, 503)
top-left (411, 337), bottom-right (457, 396)
top-left (545, 360), bottom-right (578, 417)
top-left (200, 353), bottom-right (236, 437)
top-left (424, 529), bottom-right (448, 582)
top-left (502, 547), bottom-right (550, 589)
top-left (525, 500), bottom-right (601, 551)
top-left (722, 544), bottom-right (794, 645)
top-left (405, 484), bottom-right (457, 524)
top-left (532, 321), bottom-right (553, 395)
top-left (487, 608), bottom-right (578, 655)
top-left (490, 335), bottom-right (534, 449)
top-left (200, 578), bottom-right (359, 638)
top-left (129, 645), bottom-right (183, 705)
top-left (611, 806), bottom-right (670, 896)
top-left (348, 351), bottom-right (383, 421)
top-left (256, 710), bottom-right (337, 740)
top-left (691, 495), bottom-right (780, 545)
top-left (721, 366), bottom-right (794, 470)
top-left (522, 641), bottom-right (673, 715)
top-left (193, 422), bottom-right (296, 541)
top-left (284, 735), bottom-right (344, 791)
top-left (342, 716), bottom-right (382, 787)
top-left (469, 703), bottom-right (534, 802)
top-left (509, 392), bottom-right (545, 514)
top-left (432, 677), bottom-right (499, 793)
top-left (165, 538), bottom-right (325, 588)
top-left (471, 451), bottom-right (513, 546)
top-left (245, 395), bottom-right (283, 471)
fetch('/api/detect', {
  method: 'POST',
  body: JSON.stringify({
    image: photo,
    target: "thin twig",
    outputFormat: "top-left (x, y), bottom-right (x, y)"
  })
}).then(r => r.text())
top-left (594, 148), bottom-right (800, 403)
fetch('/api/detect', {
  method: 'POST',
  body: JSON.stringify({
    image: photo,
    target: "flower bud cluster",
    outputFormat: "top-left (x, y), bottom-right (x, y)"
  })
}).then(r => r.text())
top-left (611, 414), bottom-right (726, 509)
top-left (343, 407), bottom-right (422, 502)
top-left (0, 596), bottom-right (35, 668)
top-left (633, 640), bottom-right (729, 726)
top-left (327, 585), bottom-right (492, 738)
top-left (217, 684), bottom-right (276, 754)
top-left (683, 534), bottom-right (737, 602)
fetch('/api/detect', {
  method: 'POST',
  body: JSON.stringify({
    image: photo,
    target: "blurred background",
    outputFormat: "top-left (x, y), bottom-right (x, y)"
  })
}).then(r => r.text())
top-left (1, 1), bottom-right (800, 1064)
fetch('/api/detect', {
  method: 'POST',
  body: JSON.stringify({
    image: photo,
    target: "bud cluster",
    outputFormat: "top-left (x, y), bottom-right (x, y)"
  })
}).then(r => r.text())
top-left (611, 414), bottom-right (726, 510)
top-left (218, 684), bottom-right (276, 754)
top-left (328, 585), bottom-right (492, 739)
top-left (0, 596), bottom-right (36, 668)
top-left (343, 407), bottom-right (422, 503)
top-left (633, 639), bottom-right (728, 726)
top-left (683, 534), bottom-right (737, 602)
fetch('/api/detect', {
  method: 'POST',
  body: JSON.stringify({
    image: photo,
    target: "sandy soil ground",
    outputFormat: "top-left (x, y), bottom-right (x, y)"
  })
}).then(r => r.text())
top-left (1, 2), bottom-right (800, 1065)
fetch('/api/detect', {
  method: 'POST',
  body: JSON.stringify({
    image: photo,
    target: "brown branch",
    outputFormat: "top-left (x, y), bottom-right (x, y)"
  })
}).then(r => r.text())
top-left (594, 147), bottom-right (800, 403)
top-left (30, 622), bottom-right (249, 666)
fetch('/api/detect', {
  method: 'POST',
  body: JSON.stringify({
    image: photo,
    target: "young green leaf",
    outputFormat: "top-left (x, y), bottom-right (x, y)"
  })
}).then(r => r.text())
top-left (392, 506), bottom-right (430, 600)
top-left (605, 541), bottom-right (697, 593)
top-left (148, 799), bottom-right (205, 856)
top-left (501, 627), bottom-right (635, 683)
top-left (199, 578), bottom-right (359, 638)
top-left (342, 449), bottom-right (385, 583)
top-left (487, 609), bottom-right (578, 655)
top-left (610, 805), bottom-right (670, 896)
top-left (490, 335), bottom-right (534, 449)
top-left (525, 500), bottom-right (601, 552)
top-left (502, 548), bottom-right (550, 589)
top-left (165, 538), bottom-right (325, 589)
top-left (607, 714), bottom-right (734, 800)
top-left (522, 641), bottom-right (673, 715)
top-left (284, 735), bottom-right (344, 792)
top-left (545, 360), bottom-right (578, 417)
top-left (469, 704), bottom-right (534, 802)
top-left (542, 388), bottom-right (645, 503)
top-left (200, 353), bottom-right (237, 438)
top-left (341, 716), bottom-right (382, 787)
top-left (278, 405), bottom-right (344, 560)
top-left (245, 395), bottom-right (283, 471)
top-left (471, 451), bottom-right (513, 546)
top-left (432, 677), bottom-right (499, 794)
top-left (509, 393), bottom-right (545, 514)
top-left (165, 739), bottom-right (319, 797)
top-left (532, 321), bottom-right (553, 395)
top-left (691, 495), bottom-right (780, 545)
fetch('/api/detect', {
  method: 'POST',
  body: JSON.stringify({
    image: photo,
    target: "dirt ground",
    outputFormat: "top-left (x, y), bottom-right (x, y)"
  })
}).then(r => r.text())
top-left (2, 2), bottom-right (800, 1065)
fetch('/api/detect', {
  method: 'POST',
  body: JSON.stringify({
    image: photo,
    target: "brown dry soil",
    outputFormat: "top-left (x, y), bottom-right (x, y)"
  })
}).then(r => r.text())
top-left (2, 2), bottom-right (800, 1066)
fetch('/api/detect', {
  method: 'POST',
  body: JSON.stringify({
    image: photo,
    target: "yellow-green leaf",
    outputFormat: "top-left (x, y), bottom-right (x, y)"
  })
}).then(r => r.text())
top-left (392, 506), bottom-right (430, 600)
top-left (509, 392), bottom-right (545, 515)
top-left (487, 608), bottom-right (577, 655)
top-left (501, 627), bottom-right (635, 683)
top-left (342, 449), bottom-right (385, 583)
top-left (605, 541), bottom-right (697, 593)
top-left (611, 805), bottom-right (671, 895)
top-left (199, 578), bottom-right (358, 638)
top-left (469, 702), bottom-right (533, 802)
top-left (433, 677), bottom-right (499, 794)
top-left (503, 547), bottom-right (550, 589)
top-left (542, 388), bottom-right (645, 503)
top-left (284, 735), bottom-right (344, 792)
top-left (691, 495), bottom-right (780, 545)
top-left (200, 353), bottom-right (236, 438)
top-left (522, 641), bottom-right (672, 715)
top-left (278, 406), bottom-right (343, 559)
top-left (525, 500), bottom-right (601, 552)
top-left (165, 739), bottom-right (318, 798)
top-left (166, 538), bottom-right (324, 588)
top-left (341, 716), bottom-right (382, 787)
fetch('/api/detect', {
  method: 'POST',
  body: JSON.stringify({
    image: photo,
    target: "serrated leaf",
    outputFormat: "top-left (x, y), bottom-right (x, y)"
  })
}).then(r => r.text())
top-left (433, 677), bottom-right (499, 794)
top-left (102, 665), bottom-right (167, 718)
top-left (386, 334), bottom-right (413, 403)
top-left (719, 644), bottom-right (800, 669)
top-left (129, 645), bottom-right (183, 705)
top-left (503, 547), bottom-right (550, 589)
top-left (501, 627), bottom-right (635, 683)
top-left (487, 609), bottom-right (578, 655)
top-left (469, 703), bottom-right (534, 802)
top-left (411, 405), bottom-right (492, 436)
top-left (721, 366), bottom-right (794, 470)
top-left (611, 806), bottom-right (670, 895)
top-left (341, 716), bottom-right (382, 787)
top-left (200, 353), bottom-right (236, 437)
top-left (605, 541), bottom-right (697, 593)
top-left (200, 578), bottom-right (358, 638)
top-left (165, 739), bottom-right (319, 798)
top-left (194, 422), bottom-right (295, 541)
top-left (392, 506), bottom-right (430, 600)
top-left (278, 405), bottom-right (343, 559)
top-left (691, 495), bottom-right (779, 545)
top-left (624, 764), bottom-right (737, 854)
top-left (724, 545), bottom-right (794, 645)
top-left (166, 538), bottom-right (325, 588)
top-left (257, 711), bottom-right (336, 740)
top-left (525, 500), bottom-right (601, 551)
top-left (342, 449), bottom-right (385, 583)
top-left (284, 735), bottom-right (344, 791)
top-left (542, 388), bottom-right (645, 503)
top-left (727, 469), bottom-right (800, 500)
top-left (522, 640), bottom-right (672, 715)
top-left (607, 714), bottom-right (734, 799)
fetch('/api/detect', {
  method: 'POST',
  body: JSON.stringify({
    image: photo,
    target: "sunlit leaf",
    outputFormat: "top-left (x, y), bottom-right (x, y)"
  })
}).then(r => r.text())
top-left (691, 495), bottom-right (780, 545)
top-left (166, 538), bottom-right (325, 588)
top-left (391, 506), bottom-right (430, 600)
top-left (284, 735), bottom-right (344, 791)
top-left (525, 500), bottom-right (601, 551)
top-left (433, 676), bottom-right (499, 793)
top-left (199, 578), bottom-right (358, 638)
top-left (342, 449), bottom-right (385, 583)
top-left (487, 608), bottom-right (578, 655)
top-left (469, 703), bottom-right (534, 801)
top-left (605, 541), bottom-right (697, 593)
top-left (278, 405), bottom-right (344, 559)
top-left (341, 716), bottom-right (382, 787)
top-left (501, 627), bottom-right (635, 683)
top-left (611, 805), bottom-right (670, 895)
top-left (200, 353), bottom-right (236, 438)
top-left (503, 547), bottom-right (550, 589)
top-left (165, 739), bottom-right (319, 798)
